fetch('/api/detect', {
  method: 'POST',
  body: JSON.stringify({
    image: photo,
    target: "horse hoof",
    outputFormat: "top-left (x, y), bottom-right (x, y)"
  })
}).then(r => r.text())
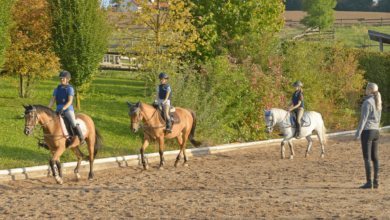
top-left (183, 163), bottom-right (188, 167)
top-left (55, 176), bottom-right (63, 185)
top-left (75, 173), bottom-right (81, 181)
top-left (321, 154), bottom-right (324, 159)
top-left (289, 155), bottom-right (293, 159)
top-left (305, 152), bottom-right (309, 158)
top-left (158, 167), bottom-right (164, 170)
top-left (281, 155), bottom-right (285, 159)
top-left (143, 164), bottom-right (149, 170)
top-left (174, 161), bottom-right (179, 168)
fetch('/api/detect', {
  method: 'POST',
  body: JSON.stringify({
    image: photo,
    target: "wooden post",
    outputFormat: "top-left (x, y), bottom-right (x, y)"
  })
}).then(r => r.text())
top-left (341, 18), bottom-right (343, 26)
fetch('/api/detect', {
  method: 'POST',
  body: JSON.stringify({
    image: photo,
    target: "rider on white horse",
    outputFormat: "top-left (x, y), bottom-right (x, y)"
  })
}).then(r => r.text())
top-left (285, 81), bottom-right (304, 139)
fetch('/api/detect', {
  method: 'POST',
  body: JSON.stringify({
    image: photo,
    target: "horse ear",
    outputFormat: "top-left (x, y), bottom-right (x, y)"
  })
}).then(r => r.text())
top-left (135, 101), bottom-right (141, 107)
top-left (126, 101), bottom-right (133, 107)
top-left (23, 104), bottom-right (27, 109)
top-left (264, 109), bottom-right (268, 114)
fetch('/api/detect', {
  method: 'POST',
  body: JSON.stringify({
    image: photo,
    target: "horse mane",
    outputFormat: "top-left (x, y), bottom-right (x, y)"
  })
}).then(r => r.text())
top-left (271, 108), bottom-right (287, 115)
top-left (33, 105), bottom-right (58, 119)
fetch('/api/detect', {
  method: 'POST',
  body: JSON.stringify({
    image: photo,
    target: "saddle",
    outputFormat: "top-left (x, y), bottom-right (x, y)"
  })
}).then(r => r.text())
top-left (153, 105), bottom-right (181, 126)
top-left (290, 112), bottom-right (311, 127)
top-left (59, 114), bottom-right (87, 148)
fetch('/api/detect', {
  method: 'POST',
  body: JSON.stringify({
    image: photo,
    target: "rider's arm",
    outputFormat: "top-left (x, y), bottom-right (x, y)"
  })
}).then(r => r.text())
top-left (285, 101), bottom-right (293, 108)
top-left (162, 90), bottom-right (170, 104)
top-left (48, 96), bottom-right (56, 108)
top-left (62, 95), bottom-right (74, 111)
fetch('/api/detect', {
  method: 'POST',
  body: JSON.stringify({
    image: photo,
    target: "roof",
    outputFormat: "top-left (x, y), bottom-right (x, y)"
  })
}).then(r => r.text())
top-left (133, 0), bottom-right (169, 8)
top-left (368, 30), bottom-right (390, 44)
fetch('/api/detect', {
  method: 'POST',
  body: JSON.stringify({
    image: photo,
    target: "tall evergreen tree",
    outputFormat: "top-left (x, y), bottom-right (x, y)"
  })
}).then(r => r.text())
top-left (48, 0), bottom-right (113, 110)
top-left (376, 0), bottom-right (390, 12)
top-left (284, 0), bottom-right (302, 11)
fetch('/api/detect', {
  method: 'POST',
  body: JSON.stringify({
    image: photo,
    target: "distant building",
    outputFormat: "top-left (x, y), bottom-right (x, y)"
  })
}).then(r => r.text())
top-left (112, 0), bottom-right (169, 12)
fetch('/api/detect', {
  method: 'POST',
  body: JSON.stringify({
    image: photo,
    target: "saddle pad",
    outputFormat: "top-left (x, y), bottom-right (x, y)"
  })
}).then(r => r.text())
top-left (291, 113), bottom-right (311, 127)
top-left (59, 116), bottom-right (87, 139)
top-left (158, 110), bottom-right (181, 126)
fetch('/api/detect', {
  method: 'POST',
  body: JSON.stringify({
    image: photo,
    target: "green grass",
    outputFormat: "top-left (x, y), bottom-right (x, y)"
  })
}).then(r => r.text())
top-left (0, 71), bottom-right (185, 170)
top-left (280, 24), bottom-right (390, 52)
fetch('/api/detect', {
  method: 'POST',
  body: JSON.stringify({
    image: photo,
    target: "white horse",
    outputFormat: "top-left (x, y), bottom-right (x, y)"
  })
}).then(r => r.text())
top-left (264, 108), bottom-right (327, 159)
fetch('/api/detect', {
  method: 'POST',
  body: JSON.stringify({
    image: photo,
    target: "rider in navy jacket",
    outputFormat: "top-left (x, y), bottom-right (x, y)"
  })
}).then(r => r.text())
top-left (48, 71), bottom-right (86, 145)
top-left (285, 81), bottom-right (304, 139)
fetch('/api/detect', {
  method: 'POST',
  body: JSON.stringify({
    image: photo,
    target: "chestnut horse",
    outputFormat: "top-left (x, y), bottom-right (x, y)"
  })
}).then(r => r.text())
top-left (126, 101), bottom-right (201, 170)
top-left (23, 104), bottom-right (102, 184)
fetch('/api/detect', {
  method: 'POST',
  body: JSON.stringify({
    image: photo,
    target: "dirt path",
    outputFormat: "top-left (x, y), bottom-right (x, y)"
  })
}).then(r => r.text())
top-left (1, 134), bottom-right (390, 219)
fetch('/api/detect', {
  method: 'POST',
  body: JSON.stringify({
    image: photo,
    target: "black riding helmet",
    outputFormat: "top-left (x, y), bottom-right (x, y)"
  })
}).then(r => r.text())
top-left (293, 81), bottom-right (303, 87)
top-left (59, 70), bottom-right (71, 79)
top-left (159, 72), bottom-right (169, 79)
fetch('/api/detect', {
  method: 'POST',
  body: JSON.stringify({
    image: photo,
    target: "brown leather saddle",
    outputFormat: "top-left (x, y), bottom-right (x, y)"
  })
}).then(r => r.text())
top-left (157, 109), bottom-right (181, 125)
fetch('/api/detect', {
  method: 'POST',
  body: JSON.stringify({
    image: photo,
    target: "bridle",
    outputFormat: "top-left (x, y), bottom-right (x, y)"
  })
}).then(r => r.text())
top-left (265, 111), bottom-right (293, 130)
top-left (129, 106), bottom-right (165, 137)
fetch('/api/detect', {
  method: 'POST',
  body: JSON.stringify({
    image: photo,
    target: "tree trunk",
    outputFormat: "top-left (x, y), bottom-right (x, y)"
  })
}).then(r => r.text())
top-left (75, 90), bottom-right (81, 111)
top-left (26, 74), bottom-right (31, 98)
top-left (20, 75), bottom-right (25, 98)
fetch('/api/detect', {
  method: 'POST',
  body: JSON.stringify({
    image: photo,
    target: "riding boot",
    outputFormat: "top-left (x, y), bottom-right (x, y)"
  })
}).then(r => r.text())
top-left (295, 123), bottom-right (302, 139)
top-left (163, 105), bottom-right (172, 133)
top-left (74, 124), bottom-right (86, 146)
top-left (373, 161), bottom-right (380, 189)
top-left (166, 119), bottom-right (172, 133)
top-left (360, 160), bottom-right (373, 189)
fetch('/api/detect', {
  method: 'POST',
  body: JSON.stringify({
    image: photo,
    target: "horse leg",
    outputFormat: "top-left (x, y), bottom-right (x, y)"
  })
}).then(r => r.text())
top-left (288, 140), bottom-right (294, 159)
top-left (281, 140), bottom-right (286, 159)
top-left (140, 138), bottom-right (151, 170)
top-left (316, 129), bottom-right (325, 159)
top-left (157, 137), bottom-right (165, 170)
top-left (182, 133), bottom-right (189, 167)
top-left (86, 137), bottom-right (96, 180)
top-left (305, 136), bottom-right (313, 158)
top-left (71, 146), bottom-right (84, 181)
top-left (174, 135), bottom-right (183, 167)
top-left (50, 146), bottom-right (65, 184)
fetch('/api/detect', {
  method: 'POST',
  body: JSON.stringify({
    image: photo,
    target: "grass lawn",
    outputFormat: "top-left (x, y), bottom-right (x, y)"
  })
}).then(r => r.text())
top-left (0, 71), bottom-right (184, 170)
top-left (280, 24), bottom-right (390, 52)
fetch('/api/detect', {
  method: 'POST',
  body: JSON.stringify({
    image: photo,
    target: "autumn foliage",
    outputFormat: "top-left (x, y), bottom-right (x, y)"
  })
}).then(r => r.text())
top-left (4, 0), bottom-right (60, 98)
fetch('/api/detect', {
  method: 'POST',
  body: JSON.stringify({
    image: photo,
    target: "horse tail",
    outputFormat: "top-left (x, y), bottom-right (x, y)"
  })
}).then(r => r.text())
top-left (94, 128), bottom-right (103, 158)
top-left (187, 108), bottom-right (202, 147)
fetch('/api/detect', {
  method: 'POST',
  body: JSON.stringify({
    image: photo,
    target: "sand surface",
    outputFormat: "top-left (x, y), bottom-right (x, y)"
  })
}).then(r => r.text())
top-left (1, 133), bottom-right (390, 219)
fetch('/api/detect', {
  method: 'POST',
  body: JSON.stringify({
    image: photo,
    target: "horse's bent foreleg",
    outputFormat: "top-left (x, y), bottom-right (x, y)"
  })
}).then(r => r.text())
top-left (315, 129), bottom-right (325, 158)
top-left (157, 137), bottom-right (165, 170)
top-left (71, 147), bottom-right (84, 180)
top-left (288, 140), bottom-right (294, 159)
top-left (140, 138), bottom-right (151, 170)
top-left (305, 136), bottom-right (313, 158)
top-left (175, 135), bottom-right (184, 167)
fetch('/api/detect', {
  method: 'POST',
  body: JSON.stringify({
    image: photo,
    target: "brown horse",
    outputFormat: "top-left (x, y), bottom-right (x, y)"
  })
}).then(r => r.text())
top-left (23, 104), bottom-right (102, 184)
top-left (126, 101), bottom-right (201, 170)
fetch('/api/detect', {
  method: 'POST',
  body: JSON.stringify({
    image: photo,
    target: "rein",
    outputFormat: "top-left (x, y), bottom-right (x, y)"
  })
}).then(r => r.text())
top-left (25, 109), bottom-right (71, 145)
top-left (266, 111), bottom-right (293, 130)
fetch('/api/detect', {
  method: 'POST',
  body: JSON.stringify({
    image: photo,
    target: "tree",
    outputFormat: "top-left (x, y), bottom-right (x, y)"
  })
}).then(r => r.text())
top-left (0, 0), bottom-right (15, 72)
top-left (191, 0), bottom-right (285, 61)
top-left (284, 0), bottom-right (302, 11)
top-left (300, 0), bottom-right (337, 31)
top-left (122, 0), bottom-right (199, 67)
top-left (4, 0), bottom-right (60, 98)
top-left (376, 0), bottom-right (390, 12)
top-left (48, 0), bottom-right (113, 110)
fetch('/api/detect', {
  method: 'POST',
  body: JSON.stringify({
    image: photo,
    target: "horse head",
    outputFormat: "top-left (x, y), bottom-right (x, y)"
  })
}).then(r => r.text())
top-left (264, 109), bottom-right (275, 134)
top-left (127, 101), bottom-right (143, 132)
top-left (23, 104), bottom-right (38, 136)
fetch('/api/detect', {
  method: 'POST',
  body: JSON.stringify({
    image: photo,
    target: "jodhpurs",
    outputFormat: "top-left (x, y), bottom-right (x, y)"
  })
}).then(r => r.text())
top-left (163, 105), bottom-right (170, 120)
top-left (292, 107), bottom-right (304, 125)
top-left (65, 110), bottom-right (77, 127)
top-left (361, 129), bottom-right (380, 167)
